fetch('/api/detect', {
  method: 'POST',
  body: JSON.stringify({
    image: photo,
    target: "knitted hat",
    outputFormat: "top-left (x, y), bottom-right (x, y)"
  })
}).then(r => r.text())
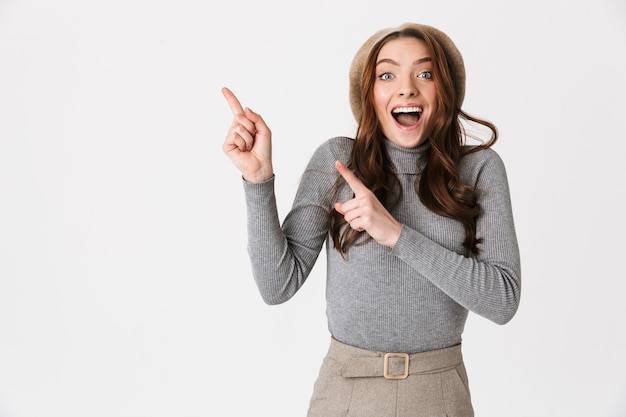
top-left (349, 22), bottom-right (466, 122)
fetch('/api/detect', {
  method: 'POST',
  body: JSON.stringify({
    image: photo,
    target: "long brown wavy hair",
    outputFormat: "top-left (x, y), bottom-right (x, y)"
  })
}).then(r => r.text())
top-left (329, 27), bottom-right (497, 257)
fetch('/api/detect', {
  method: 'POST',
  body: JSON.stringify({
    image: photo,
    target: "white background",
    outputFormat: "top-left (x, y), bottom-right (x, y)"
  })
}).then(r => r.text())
top-left (1, 0), bottom-right (625, 416)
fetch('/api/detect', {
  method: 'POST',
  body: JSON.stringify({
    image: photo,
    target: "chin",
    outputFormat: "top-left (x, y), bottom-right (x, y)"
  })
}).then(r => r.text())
top-left (388, 135), bottom-right (427, 149)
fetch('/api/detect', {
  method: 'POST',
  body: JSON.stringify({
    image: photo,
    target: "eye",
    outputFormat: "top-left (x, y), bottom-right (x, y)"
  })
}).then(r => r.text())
top-left (379, 72), bottom-right (394, 81)
top-left (418, 71), bottom-right (433, 79)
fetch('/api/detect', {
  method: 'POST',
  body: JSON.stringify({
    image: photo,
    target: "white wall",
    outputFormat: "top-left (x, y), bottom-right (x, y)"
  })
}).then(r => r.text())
top-left (1, 0), bottom-right (625, 416)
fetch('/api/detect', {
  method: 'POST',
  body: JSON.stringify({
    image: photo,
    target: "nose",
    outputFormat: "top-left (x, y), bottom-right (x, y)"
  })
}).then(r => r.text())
top-left (399, 78), bottom-right (418, 97)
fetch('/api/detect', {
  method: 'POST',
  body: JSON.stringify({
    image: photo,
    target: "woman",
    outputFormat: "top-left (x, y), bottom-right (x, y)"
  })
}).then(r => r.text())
top-left (222, 22), bottom-right (521, 417)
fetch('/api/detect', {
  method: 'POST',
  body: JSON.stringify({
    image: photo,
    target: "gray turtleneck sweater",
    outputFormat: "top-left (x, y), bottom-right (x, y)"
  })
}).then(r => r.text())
top-left (243, 136), bottom-right (521, 354)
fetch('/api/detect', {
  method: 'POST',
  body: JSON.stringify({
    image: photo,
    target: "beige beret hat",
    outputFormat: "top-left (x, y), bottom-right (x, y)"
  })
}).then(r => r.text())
top-left (349, 22), bottom-right (466, 122)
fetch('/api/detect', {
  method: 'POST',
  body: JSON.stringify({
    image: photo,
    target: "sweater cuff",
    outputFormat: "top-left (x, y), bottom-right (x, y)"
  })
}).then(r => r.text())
top-left (390, 224), bottom-right (426, 259)
top-left (243, 174), bottom-right (276, 204)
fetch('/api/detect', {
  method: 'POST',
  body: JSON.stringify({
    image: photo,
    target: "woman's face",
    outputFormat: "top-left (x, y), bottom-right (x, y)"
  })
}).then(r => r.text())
top-left (373, 37), bottom-right (437, 148)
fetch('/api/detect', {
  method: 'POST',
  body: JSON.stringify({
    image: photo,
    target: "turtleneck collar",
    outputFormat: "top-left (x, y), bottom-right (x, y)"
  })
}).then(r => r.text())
top-left (384, 138), bottom-right (431, 174)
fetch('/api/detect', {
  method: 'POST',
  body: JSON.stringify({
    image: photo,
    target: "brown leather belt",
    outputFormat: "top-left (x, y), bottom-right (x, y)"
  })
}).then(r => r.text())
top-left (331, 339), bottom-right (463, 380)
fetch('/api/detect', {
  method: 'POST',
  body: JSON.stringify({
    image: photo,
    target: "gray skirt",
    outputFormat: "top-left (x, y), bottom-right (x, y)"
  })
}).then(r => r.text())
top-left (307, 338), bottom-right (474, 417)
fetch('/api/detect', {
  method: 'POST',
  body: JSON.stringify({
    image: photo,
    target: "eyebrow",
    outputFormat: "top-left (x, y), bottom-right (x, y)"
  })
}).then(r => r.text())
top-left (376, 57), bottom-right (432, 66)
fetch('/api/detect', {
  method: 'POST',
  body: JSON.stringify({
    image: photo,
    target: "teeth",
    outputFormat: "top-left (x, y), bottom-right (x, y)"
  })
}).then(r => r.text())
top-left (392, 106), bottom-right (422, 114)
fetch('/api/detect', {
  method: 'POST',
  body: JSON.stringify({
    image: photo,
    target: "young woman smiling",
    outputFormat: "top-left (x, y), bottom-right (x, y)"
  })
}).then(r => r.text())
top-left (222, 22), bottom-right (521, 417)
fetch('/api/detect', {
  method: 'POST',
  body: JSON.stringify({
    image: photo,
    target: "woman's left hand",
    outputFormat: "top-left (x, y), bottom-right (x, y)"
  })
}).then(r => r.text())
top-left (334, 160), bottom-right (402, 248)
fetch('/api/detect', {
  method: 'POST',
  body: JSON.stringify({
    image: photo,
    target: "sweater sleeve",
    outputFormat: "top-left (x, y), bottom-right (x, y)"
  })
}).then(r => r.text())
top-left (390, 150), bottom-right (522, 324)
top-left (243, 139), bottom-right (343, 305)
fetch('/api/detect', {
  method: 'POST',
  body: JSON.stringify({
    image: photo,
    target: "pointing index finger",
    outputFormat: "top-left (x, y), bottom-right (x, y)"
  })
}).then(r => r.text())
top-left (221, 87), bottom-right (245, 116)
top-left (335, 160), bottom-right (367, 195)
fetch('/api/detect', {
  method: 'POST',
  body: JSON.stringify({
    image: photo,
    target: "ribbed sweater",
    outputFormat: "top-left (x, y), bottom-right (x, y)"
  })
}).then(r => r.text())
top-left (243, 136), bottom-right (521, 354)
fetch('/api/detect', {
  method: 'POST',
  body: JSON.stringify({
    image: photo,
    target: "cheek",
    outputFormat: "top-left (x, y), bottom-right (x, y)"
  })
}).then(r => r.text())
top-left (425, 86), bottom-right (439, 109)
top-left (429, 97), bottom-right (438, 115)
top-left (372, 86), bottom-right (389, 117)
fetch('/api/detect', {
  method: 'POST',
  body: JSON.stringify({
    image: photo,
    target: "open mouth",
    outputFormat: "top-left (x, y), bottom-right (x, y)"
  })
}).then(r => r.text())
top-left (392, 106), bottom-right (422, 127)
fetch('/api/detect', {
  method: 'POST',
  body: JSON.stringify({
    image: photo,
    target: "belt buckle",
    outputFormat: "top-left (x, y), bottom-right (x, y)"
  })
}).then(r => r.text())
top-left (383, 352), bottom-right (409, 380)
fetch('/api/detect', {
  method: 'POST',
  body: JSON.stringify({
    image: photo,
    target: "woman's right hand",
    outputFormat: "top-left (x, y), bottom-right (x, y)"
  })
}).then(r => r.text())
top-left (221, 87), bottom-right (273, 183)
